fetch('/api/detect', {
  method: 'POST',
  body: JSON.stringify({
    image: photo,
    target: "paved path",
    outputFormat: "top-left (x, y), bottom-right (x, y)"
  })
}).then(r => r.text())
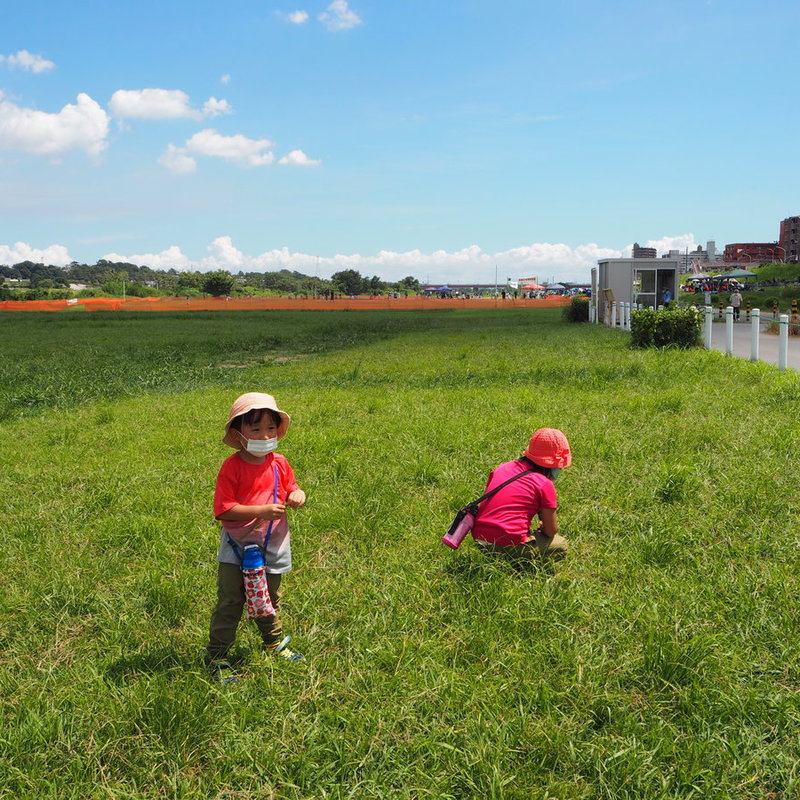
top-left (707, 317), bottom-right (800, 371)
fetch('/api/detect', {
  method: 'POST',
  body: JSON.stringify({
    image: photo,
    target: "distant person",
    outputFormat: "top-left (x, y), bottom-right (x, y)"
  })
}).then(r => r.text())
top-left (207, 392), bottom-right (307, 682)
top-left (471, 429), bottom-right (572, 562)
top-left (662, 288), bottom-right (673, 306)
top-left (730, 288), bottom-right (743, 321)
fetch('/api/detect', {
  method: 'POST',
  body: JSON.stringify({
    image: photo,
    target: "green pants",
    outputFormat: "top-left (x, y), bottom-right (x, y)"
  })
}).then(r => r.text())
top-left (207, 562), bottom-right (284, 657)
top-left (475, 529), bottom-right (569, 561)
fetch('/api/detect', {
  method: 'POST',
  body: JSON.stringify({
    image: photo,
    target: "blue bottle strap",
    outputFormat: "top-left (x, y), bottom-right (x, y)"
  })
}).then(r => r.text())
top-left (226, 533), bottom-right (243, 562)
top-left (263, 464), bottom-right (279, 548)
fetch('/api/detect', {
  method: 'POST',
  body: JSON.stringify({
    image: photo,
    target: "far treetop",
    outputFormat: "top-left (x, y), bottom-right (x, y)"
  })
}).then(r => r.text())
top-left (0, 260), bottom-right (422, 297)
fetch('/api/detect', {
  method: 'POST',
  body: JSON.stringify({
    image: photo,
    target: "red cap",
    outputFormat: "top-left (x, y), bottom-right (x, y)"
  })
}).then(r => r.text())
top-left (523, 428), bottom-right (572, 468)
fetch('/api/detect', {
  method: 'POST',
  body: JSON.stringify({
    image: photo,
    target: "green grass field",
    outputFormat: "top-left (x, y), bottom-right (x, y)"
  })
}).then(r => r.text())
top-left (2, 308), bottom-right (800, 799)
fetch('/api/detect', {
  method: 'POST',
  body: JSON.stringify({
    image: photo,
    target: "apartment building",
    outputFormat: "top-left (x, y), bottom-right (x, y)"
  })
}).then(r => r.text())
top-left (779, 216), bottom-right (800, 263)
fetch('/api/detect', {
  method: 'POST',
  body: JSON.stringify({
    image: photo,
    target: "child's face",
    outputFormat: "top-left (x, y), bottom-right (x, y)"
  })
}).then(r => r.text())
top-left (239, 415), bottom-right (279, 443)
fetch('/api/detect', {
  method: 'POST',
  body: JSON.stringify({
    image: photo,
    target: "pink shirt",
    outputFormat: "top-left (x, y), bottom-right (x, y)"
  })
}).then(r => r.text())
top-left (472, 460), bottom-right (557, 546)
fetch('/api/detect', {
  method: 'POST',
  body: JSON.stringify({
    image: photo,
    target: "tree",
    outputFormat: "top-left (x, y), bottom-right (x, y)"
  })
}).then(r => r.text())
top-left (202, 270), bottom-right (235, 296)
top-left (331, 269), bottom-right (365, 295)
top-left (396, 275), bottom-right (421, 293)
top-left (261, 270), bottom-right (300, 293)
top-left (155, 272), bottom-right (179, 294)
top-left (177, 271), bottom-right (203, 290)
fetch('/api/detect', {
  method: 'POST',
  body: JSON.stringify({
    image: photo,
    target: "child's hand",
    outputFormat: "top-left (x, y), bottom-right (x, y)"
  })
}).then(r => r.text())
top-left (259, 503), bottom-right (286, 520)
top-left (535, 522), bottom-right (552, 539)
top-left (286, 490), bottom-right (306, 509)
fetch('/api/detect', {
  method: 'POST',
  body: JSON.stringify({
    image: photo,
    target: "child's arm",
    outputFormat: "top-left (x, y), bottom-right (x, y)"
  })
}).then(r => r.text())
top-left (537, 507), bottom-right (559, 538)
top-left (280, 458), bottom-right (305, 508)
top-left (217, 502), bottom-right (286, 522)
top-left (286, 489), bottom-right (306, 509)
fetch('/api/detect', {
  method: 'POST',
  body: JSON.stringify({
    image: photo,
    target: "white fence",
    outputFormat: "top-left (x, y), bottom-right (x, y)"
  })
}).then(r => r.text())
top-left (591, 300), bottom-right (635, 331)
top-left (704, 306), bottom-right (792, 371)
top-left (593, 301), bottom-right (796, 372)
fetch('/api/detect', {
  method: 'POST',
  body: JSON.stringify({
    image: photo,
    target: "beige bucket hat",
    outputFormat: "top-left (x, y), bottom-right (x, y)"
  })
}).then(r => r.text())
top-left (222, 392), bottom-right (291, 449)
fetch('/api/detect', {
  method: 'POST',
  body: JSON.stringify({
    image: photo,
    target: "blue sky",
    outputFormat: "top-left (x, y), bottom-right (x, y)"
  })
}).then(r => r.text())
top-left (1, 0), bottom-right (798, 283)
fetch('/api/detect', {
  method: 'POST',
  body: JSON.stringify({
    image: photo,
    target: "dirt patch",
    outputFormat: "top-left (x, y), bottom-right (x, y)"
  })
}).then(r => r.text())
top-left (273, 354), bottom-right (307, 363)
top-left (217, 354), bottom-right (308, 368)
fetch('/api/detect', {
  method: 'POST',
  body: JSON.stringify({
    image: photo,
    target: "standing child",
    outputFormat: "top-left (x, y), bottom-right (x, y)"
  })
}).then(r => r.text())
top-left (472, 428), bottom-right (572, 561)
top-left (207, 392), bottom-right (306, 676)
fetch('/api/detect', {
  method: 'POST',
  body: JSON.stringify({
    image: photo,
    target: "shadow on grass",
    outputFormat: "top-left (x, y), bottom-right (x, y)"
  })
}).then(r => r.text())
top-left (444, 549), bottom-right (557, 581)
top-left (105, 645), bottom-right (200, 683)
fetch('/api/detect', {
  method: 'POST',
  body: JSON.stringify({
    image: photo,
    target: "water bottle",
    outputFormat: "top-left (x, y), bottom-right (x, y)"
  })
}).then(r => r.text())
top-left (241, 544), bottom-right (265, 570)
top-left (441, 509), bottom-right (475, 550)
top-left (240, 544), bottom-right (275, 618)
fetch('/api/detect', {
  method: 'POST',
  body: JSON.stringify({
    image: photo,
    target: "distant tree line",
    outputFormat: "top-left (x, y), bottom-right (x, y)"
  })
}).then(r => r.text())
top-left (0, 260), bottom-right (421, 300)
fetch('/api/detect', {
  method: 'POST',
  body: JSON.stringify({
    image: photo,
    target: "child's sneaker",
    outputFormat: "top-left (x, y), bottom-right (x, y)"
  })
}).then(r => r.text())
top-left (208, 658), bottom-right (239, 684)
top-left (267, 635), bottom-right (304, 662)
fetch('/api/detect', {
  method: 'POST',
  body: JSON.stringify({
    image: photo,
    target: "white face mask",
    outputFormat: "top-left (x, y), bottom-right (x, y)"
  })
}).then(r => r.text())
top-left (244, 437), bottom-right (278, 456)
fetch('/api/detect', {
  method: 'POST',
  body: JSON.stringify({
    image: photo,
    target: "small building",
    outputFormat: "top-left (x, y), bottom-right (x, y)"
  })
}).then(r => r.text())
top-left (662, 241), bottom-right (723, 273)
top-left (596, 257), bottom-right (679, 320)
top-left (779, 216), bottom-right (799, 263)
top-left (632, 242), bottom-right (657, 259)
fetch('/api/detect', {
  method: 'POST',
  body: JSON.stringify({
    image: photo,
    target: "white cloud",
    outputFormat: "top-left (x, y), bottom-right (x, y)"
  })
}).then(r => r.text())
top-left (202, 97), bottom-right (233, 117)
top-left (185, 128), bottom-right (274, 167)
top-left (285, 10), bottom-right (310, 24)
top-left (0, 92), bottom-right (108, 157)
top-left (11, 235), bottom-right (700, 283)
top-left (95, 238), bottom-right (625, 283)
top-left (202, 236), bottom-right (246, 269)
top-left (109, 88), bottom-right (232, 121)
top-left (318, 0), bottom-right (362, 31)
top-left (327, 242), bottom-right (621, 284)
top-left (0, 50), bottom-right (55, 73)
top-left (220, 74), bottom-right (231, 85)
top-left (640, 233), bottom-right (697, 256)
top-left (158, 144), bottom-right (197, 174)
top-left (109, 89), bottom-right (193, 119)
top-left (0, 241), bottom-right (72, 266)
top-left (104, 238), bottom-right (245, 270)
top-left (102, 245), bottom-right (191, 270)
top-left (278, 148), bottom-right (321, 166)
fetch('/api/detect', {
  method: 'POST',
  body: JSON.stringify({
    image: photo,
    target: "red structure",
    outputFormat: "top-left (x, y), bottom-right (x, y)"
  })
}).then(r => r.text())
top-left (723, 243), bottom-right (783, 264)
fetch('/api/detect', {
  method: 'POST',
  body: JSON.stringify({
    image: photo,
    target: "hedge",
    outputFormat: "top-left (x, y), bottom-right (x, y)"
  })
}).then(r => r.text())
top-left (630, 307), bottom-right (702, 349)
top-left (562, 296), bottom-right (590, 323)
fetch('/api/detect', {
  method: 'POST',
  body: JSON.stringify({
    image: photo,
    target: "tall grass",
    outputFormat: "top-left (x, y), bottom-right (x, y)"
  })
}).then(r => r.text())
top-left (2, 308), bottom-right (800, 798)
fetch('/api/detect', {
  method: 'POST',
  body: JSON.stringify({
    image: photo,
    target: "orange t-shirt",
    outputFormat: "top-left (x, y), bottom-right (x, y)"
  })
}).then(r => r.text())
top-left (214, 451), bottom-right (300, 535)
